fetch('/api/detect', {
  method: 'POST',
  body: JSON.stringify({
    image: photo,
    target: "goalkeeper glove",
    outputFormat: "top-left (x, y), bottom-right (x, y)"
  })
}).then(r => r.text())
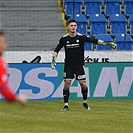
top-left (102, 42), bottom-right (117, 49)
top-left (51, 56), bottom-right (56, 69)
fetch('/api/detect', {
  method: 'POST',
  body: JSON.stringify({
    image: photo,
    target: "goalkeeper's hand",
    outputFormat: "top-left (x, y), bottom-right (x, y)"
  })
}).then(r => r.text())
top-left (51, 56), bottom-right (56, 69)
top-left (102, 42), bottom-right (117, 49)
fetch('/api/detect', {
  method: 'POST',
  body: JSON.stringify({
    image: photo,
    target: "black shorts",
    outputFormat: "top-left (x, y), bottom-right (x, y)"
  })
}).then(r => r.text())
top-left (64, 65), bottom-right (86, 81)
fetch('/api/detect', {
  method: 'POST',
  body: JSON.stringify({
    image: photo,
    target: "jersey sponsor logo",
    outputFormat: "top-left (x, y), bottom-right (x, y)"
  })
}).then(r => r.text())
top-left (77, 74), bottom-right (86, 80)
top-left (76, 40), bottom-right (79, 43)
top-left (66, 43), bottom-right (79, 48)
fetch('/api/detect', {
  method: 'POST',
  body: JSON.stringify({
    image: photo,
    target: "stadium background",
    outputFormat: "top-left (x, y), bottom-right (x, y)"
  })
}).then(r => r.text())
top-left (0, 0), bottom-right (133, 52)
top-left (0, 0), bottom-right (132, 63)
top-left (0, 0), bottom-right (133, 133)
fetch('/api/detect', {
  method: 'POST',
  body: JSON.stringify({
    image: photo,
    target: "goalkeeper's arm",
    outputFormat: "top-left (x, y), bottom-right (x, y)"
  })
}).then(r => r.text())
top-left (98, 40), bottom-right (117, 49)
top-left (51, 52), bottom-right (58, 69)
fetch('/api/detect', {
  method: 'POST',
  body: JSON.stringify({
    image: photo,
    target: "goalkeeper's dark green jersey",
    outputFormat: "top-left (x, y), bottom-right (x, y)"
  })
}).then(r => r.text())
top-left (54, 33), bottom-right (98, 66)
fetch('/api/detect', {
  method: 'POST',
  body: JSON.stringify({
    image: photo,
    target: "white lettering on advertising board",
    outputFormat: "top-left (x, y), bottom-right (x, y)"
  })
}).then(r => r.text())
top-left (6, 67), bottom-right (133, 99)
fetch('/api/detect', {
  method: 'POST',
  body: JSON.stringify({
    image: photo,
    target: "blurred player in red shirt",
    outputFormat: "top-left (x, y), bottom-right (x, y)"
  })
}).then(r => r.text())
top-left (0, 30), bottom-right (27, 105)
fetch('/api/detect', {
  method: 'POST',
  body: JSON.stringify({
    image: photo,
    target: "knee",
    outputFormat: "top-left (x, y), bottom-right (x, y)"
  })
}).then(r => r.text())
top-left (64, 80), bottom-right (71, 88)
top-left (79, 81), bottom-right (87, 88)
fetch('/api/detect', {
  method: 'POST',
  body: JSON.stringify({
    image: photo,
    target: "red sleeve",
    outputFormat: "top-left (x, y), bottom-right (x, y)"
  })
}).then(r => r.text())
top-left (0, 86), bottom-right (16, 102)
top-left (0, 57), bottom-right (16, 102)
top-left (0, 57), bottom-right (8, 85)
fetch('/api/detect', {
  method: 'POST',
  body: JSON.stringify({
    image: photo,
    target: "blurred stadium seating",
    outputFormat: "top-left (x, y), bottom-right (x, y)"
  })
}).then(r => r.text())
top-left (64, 0), bottom-right (82, 16)
top-left (84, 0), bottom-right (102, 16)
top-left (109, 14), bottom-right (127, 34)
top-left (115, 34), bottom-right (133, 50)
top-left (124, 0), bottom-right (133, 15)
top-left (89, 14), bottom-right (107, 34)
top-left (0, 0), bottom-right (132, 51)
top-left (129, 14), bottom-right (133, 35)
top-left (104, 0), bottom-right (121, 16)
top-left (63, 0), bottom-right (133, 50)
top-left (0, 0), bottom-right (65, 51)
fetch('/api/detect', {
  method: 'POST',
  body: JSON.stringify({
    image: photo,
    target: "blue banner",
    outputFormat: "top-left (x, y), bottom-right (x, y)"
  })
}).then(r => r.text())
top-left (0, 63), bottom-right (132, 100)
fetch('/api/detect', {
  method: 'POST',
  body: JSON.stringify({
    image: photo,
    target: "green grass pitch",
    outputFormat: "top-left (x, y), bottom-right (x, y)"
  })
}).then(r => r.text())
top-left (0, 100), bottom-right (133, 133)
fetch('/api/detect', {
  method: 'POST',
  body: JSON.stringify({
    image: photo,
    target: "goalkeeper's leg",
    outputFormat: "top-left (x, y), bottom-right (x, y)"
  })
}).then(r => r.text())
top-left (62, 65), bottom-right (74, 111)
top-left (75, 66), bottom-right (90, 110)
top-left (79, 81), bottom-right (90, 110)
top-left (62, 80), bottom-right (71, 111)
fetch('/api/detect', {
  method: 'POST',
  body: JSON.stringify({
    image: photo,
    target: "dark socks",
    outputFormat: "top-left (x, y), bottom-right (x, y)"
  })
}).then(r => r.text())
top-left (63, 88), bottom-right (70, 104)
top-left (81, 87), bottom-right (88, 100)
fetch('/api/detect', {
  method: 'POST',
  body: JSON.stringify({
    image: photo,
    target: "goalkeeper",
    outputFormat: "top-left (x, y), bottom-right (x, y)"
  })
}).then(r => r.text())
top-left (51, 19), bottom-right (116, 111)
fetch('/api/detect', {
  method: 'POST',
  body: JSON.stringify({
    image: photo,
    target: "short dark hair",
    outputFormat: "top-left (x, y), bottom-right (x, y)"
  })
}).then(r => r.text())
top-left (67, 19), bottom-right (77, 26)
top-left (0, 30), bottom-right (4, 36)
